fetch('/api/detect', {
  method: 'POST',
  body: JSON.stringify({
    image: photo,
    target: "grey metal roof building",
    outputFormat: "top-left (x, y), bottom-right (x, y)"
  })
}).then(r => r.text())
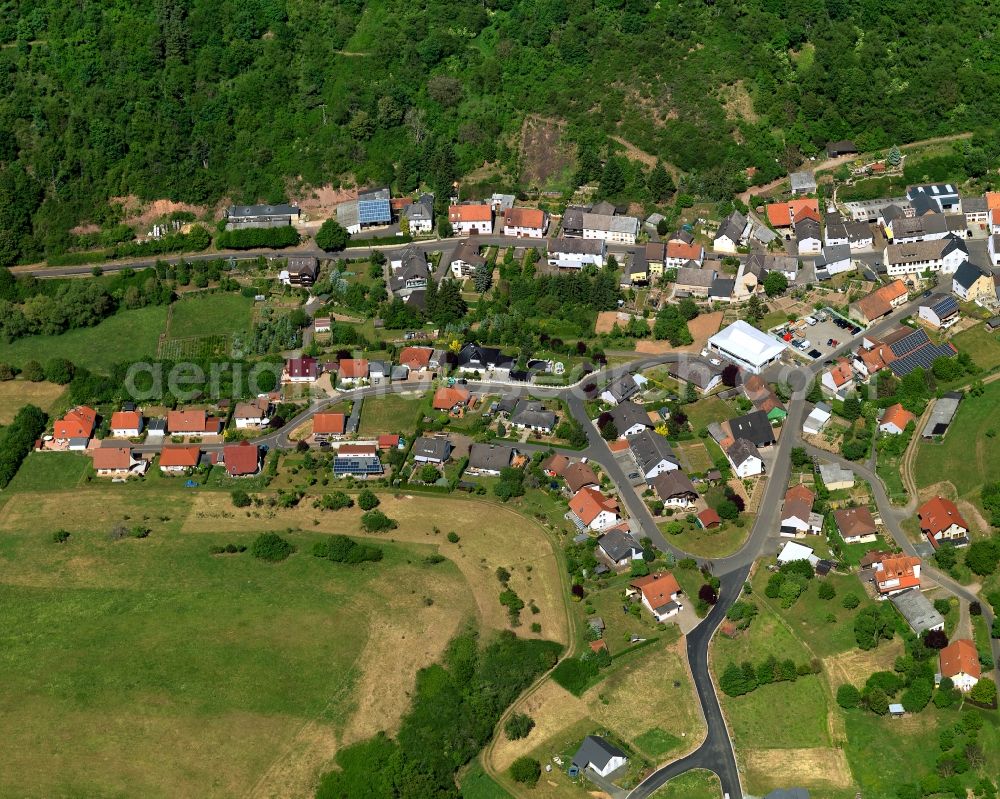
top-left (922, 392), bottom-right (962, 438)
top-left (891, 588), bottom-right (945, 634)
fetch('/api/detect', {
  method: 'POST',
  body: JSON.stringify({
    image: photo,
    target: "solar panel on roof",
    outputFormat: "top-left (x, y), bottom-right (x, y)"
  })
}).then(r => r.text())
top-left (888, 343), bottom-right (957, 377)
top-left (932, 296), bottom-right (959, 316)
top-left (888, 328), bottom-right (930, 357)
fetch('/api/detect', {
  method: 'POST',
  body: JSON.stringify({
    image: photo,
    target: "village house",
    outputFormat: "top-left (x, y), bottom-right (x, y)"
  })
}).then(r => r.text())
top-left (918, 496), bottom-right (970, 548)
top-left (54, 405), bottom-right (98, 448)
top-left (596, 527), bottom-right (644, 568)
top-left (873, 554), bottom-right (922, 596)
top-left (963, 196), bottom-right (989, 227)
top-left (789, 170), bottom-right (817, 195)
top-left (284, 356), bottom-right (319, 383)
top-left (917, 293), bottom-right (960, 329)
top-left (601, 374), bottom-right (643, 405)
top-left (627, 429), bottom-right (681, 482)
top-left (546, 237), bottom-right (606, 269)
top-left (878, 403), bottom-right (916, 435)
top-left (571, 737), bottom-right (629, 779)
top-left (726, 438), bottom-right (763, 478)
top-left (650, 470), bottom-right (699, 509)
top-left (312, 412), bottom-right (347, 442)
top-left (729, 409), bottom-right (777, 448)
top-left (412, 436), bottom-right (453, 464)
top-left (891, 589), bottom-right (945, 635)
top-left (713, 211), bottom-right (750, 253)
top-left (848, 279), bottom-right (908, 325)
top-left (833, 506), bottom-right (878, 544)
top-left (821, 359), bottom-right (855, 398)
top-left (780, 484), bottom-right (821, 536)
top-left (938, 639), bottom-right (980, 692)
top-left (883, 235), bottom-right (967, 277)
top-left (166, 409), bottom-right (222, 437)
top-left (802, 402), bottom-right (832, 435)
top-left (582, 213), bottom-right (639, 245)
top-left (448, 203), bottom-right (493, 235)
top-left (432, 385), bottom-right (471, 412)
top-left (562, 461), bottom-right (600, 492)
top-left (765, 198), bottom-right (820, 231)
top-left (454, 343), bottom-right (515, 376)
top-left (673, 265), bottom-right (717, 297)
top-left (509, 400), bottom-right (557, 433)
top-left (280, 256), bottom-right (319, 287)
top-left (449, 240), bottom-right (487, 278)
top-left (336, 358), bottom-right (368, 386)
top-left (989, 234), bottom-right (1000, 267)
top-left (794, 212), bottom-right (822, 255)
top-left (885, 212), bottom-right (950, 244)
top-left (669, 360), bottom-right (723, 395)
top-left (569, 486), bottom-right (620, 531)
top-left (92, 446), bottom-right (140, 478)
top-left (332, 443), bottom-right (383, 477)
top-left (109, 410), bottom-right (143, 438)
top-left (466, 443), bottom-right (515, 476)
top-left (665, 240), bottom-right (705, 269)
top-left (907, 183), bottom-right (960, 213)
top-left (400, 193), bottom-right (434, 234)
top-left (814, 244), bottom-right (853, 278)
top-left (502, 207), bottom-right (548, 238)
top-left (159, 445), bottom-right (201, 474)
top-left (233, 397), bottom-right (271, 429)
top-left (222, 442), bottom-right (261, 477)
top-left (630, 572), bottom-right (683, 621)
top-left (607, 401), bottom-right (654, 438)
top-left (398, 346), bottom-right (436, 372)
top-left (388, 249), bottom-right (429, 299)
top-left (952, 260), bottom-right (995, 303)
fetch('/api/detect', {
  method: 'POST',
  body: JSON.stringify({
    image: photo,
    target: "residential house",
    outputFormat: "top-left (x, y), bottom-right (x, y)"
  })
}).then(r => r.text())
top-left (698, 508), bottom-right (722, 529)
top-left (963, 196), bottom-right (989, 227)
top-left (848, 279), bottom-right (908, 325)
top-left (781, 484), bottom-right (821, 536)
top-left (789, 170), bottom-right (817, 195)
top-left (225, 203), bottom-right (299, 230)
top-left (651, 470), bottom-right (698, 509)
top-left (824, 216), bottom-right (849, 247)
top-left (668, 360), bottom-right (723, 394)
top-left (726, 438), bottom-right (764, 478)
top-left (337, 358), bottom-right (369, 386)
top-left (601, 374), bottom-right (642, 405)
top-left (952, 260), bottom-right (995, 303)
top-left (631, 572), bottom-right (683, 621)
top-left (547, 237), bottom-right (606, 269)
top-left (92, 446), bottom-right (138, 478)
top-left (878, 403), bottom-right (916, 435)
top-left (906, 184), bottom-right (960, 213)
top-left (918, 496), bottom-right (970, 548)
top-left (826, 140), bottom-right (858, 157)
top-left (509, 400), bottom-right (557, 433)
top-left (455, 343), bottom-right (515, 376)
top-left (645, 242), bottom-right (666, 275)
top-left (597, 528), bottom-right (644, 567)
top-left (582, 213), bottom-right (639, 245)
top-left (814, 244), bottom-right (853, 278)
top-left (883, 235), bottom-right (968, 277)
top-left (159, 445), bottom-right (201, 473)
top-left (623, 252), bottom-right (649, 286)
top-left (794, 212), bottom-right (822, 255)
top-left (569, 486), bottom-right (620, 531)
top-left (802, 402), bottom-right (832, 435)
top-left (502, 207), bottom-right (547, 237)
top-left (280, 256), bottom-right (319, 287)
top-left (401, 193), bottom-right (434, 234)
top-left (673, 265), bottom-right (717, 297)
top-left (819, 461), bottom-right (855, 490)
top-left (560, 206), bottom-right (588, 237)
top-left (714, 211), bottom-right (750, 253)
top-left (665, 240), bottom-right (705, 268)
top-left (627, 429), bottom-right (680, 482)
top-left (765, 198), bottom-right (820, 230)
top-left (398, 347), bottom-right (435, 372)
top-left (333, 443), bottom-right (383, 477)
top-left (448, 204), bottom-right (493, 235)
top-left (917, 293), bottom-right (960, 329)
top-left (709, 277), bottom-right (736, 303)
top-left (607, 401), bottom-right (654, 438)
top-left (223, 442), bottom-right (261, 477)
top-left (845, 198), bottom-right (910, 223)
top-left (412, 436), bottom-right (453, 464)
top-left (489, 194), bottom-right (515, 213)
top-left (432, 385), bottom-right (471, 412)
top-left (744, 253), bottom-right (800, 283)
top-left (388, 248), bottom-right (428, 299)
top-left (54, 406), bottom-right (98, 446)
top-left (466, 443), bottom-right (515, 476)
top-left (234, 397), bottom-right (271, 429)
top-left (166, 410), bottom-right (222, 437)
top-left (845, 221), bottom-right (875, 250)
top-left (146, 418), bottom-right (167, 440)
top-left (833, 506), bottom-right (878, 544)
top-left (450, 240), bottom-right (487, 278)
top-left (891, 589), bottom-right (945, 635)
top-left (109, 410), bottom-right (143, 438)
top-left (571, 736), bottom-right (629, 779)
top-left (729, 409), bottom-right (776, 447)
top-left (313, 412), bottom-right (347, 441)
top-left (886, 213), bottom-right (949, 243)
top-left (874, 554), bottom-right (922, 596)
top-left (880, 327), bottom-right (958, 379)
top-left (853, 337), bottom-right (898, 378)
top-left (988, 234), bottom-right (1000, 267)
top-left (562, 461), bottom-right (599, 492)
top-left (284, 356), bottom-right (319, 383)
top-left (821, 359), bottom-right (855, 398)
top-left (939, 640), bottom-right (981, 692)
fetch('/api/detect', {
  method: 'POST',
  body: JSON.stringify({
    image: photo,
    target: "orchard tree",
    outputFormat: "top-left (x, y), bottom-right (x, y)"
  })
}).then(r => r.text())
top-left (315, 219), bottom-right (350, 252)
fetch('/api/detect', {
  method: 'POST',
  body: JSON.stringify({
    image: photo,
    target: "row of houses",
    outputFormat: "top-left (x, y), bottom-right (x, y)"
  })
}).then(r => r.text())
top-left (93, 441), bottom-right (263, 479)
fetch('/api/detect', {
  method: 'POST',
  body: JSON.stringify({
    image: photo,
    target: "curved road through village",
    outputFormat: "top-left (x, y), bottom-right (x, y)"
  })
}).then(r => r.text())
top-left (23, 238), bottom-right (988, 798)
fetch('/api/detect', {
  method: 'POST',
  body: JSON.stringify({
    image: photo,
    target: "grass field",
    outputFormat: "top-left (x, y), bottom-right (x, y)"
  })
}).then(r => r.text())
top-left (6, 452), bottom-right (92, 492)
top-left (662, 519), bottom-right (751, 558)
top-left (684, 396), bottom-right (734, 432)
top-left (650, 769), bottom-right (722, 798)
top-left (674, 440), bottom-right (712, 473)
top-left (0, 484), bottom-right (482, 799)
top-left (168, 293), bottom-right (254, 338)
top-left (0, 380), bottom-right (66, 424)
top-left (947, 324), bottom-right (1000, 379)
top-left (913, 378), bottom-right (1000, 518)
top-left (358, 391), bottom-right (429, 434)
top-left (460, 763), bottom-right (513, 799)
top-left (0, 305), bottom-right (168, 372)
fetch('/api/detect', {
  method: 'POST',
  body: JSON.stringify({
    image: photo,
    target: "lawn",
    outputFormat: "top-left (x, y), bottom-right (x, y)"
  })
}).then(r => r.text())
top-left (6, 451), bottom-right (91, 492)
top-left (660, 518), bottom-right (751, 558)
top-left (948, 324), bottom-right (1000, 379)
top-left (650, 769), bottom-right (722, 799)
top-left (684, 396), bottom-right (734, 432)
top-left (0, 485), bottom-right (477, 799)
top-left (0, 380), bottom-right (66, 424)
top-left (461, 763), bottom-right (513, 799)
top-left (0, 304), bottom-right (168, 372)
top-left (913, 378), bottom-right (1000, 516)
top-left (358, 391), bottom-right (429, 434)
top-left (674, 440), bottom-right (712, 473)
top-left (167, 292), bottom-right (255, 338)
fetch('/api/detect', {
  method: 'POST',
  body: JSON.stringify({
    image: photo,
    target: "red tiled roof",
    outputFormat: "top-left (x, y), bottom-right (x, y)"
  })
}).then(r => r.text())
top-left (449, 204), bottom-right (492, 223)
top-left (503, 207), bottom-right (545, 229)
top-left (765, 198), bottom-right (820, 228)
top-left (398, 346), bottom-right (433, 369)
top-left (338, 358), bottom-right (368, 379)
top-left (286, 357), bottom-right (318, 379)
top-left (637, 572), bottom-right (681, 608)
top-left (857, 341), bottom-right (897, 373)
top-left (313, 412), bottom-right (346, 435)
top-left (698, 508), bottom-right (721, 528)
top-left (881, 279), bottom-right (907, 303)
top-left (93, 447), bottom-right (132, 470)
top-left (666, 241), bottom-right (704, 261)
top-left (433, 386), bottom-right (470, 410)
top-left (110, 411), bottom-right (141, 430)
top-left (827, 359), bottom-right (854, 387)
top-left (377, 434), bottom-right (400, 450)
top-left (223, 442), bottom-right (260, 476)
top-left (939, 639), bottom-right (981, 680)
top-left (167, 410), bottom-right (220, 434)
top-left (918, 496), bottom-right (968, 537)
top-left (54, 406), bottom-right (98, 439)
top-left (589, 639), bottom-right (608, 654)
top-left (339, 443), bottom-right (377, 456)
top-left (880, 403), bottom-right (915, 431)
top-left (992, 208), bottom-right (1000, 225)
top-left (569, 487), bottom-right (618, 525)
top-left (159, 446), bottom-right (200, 468)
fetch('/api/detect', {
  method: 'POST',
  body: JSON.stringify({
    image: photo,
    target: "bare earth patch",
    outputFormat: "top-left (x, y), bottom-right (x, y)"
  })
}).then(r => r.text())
top-left (110, 195), bottom-right (209, 229)
top-left (743, 747), bottom-right (853, 791)
top-left (519, 115), bottom-right (574, 189)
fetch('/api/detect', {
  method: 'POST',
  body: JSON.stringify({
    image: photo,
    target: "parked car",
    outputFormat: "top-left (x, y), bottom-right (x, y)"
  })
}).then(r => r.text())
top-left (805, 316), bottom-right (818, 326)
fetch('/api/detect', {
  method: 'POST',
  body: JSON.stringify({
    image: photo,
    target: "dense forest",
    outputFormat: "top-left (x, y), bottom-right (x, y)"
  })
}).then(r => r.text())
top-left (2, 0), bottom-right (999, 264)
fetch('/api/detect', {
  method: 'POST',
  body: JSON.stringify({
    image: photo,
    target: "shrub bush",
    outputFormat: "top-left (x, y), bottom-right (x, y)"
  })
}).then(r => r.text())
top-left (360, 510), bottom-right (397, 533)
top-left (251, 532), bottom-right (294, 562)
top-left (509, 756), bottom-right (541, 786)
top-left (357, 489), bottom-right (380, 510)
top-left (504, 712), bottom-right (535, 740)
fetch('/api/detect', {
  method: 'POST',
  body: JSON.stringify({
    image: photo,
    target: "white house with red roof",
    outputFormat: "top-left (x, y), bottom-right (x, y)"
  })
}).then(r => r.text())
top-left (872, 554), bottom-right (922, 596)
top-left (821, 359), bottom-right (855, 398)
top-left (630, 572), bottom-right (683, 621)
top-left (54, 406), bottom-right (98, 447)
top-left (109, 410), bottom-right (143, 438)
top-left (938, 639), bottom-right (980, 692)
top-left (918, 496), bottom-right (970, 548)
top-left (502, 207), bottom-right (548, 238)
top-left (337, 358), bottom-right (369, 386)
top-left (449, 204), bottom-right (493, 235)
top-left (569, 487), bottom-right (620, 531)
top-left (284, 356), bottom-right (319, 383)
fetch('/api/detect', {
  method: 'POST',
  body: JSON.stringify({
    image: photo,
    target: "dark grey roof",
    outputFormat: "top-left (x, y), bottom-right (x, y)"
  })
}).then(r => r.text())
top-left (963, 196), bottom-right (987, 213)
top-left (451, 240), bottom-right (486, 268)
top-left (548, 237), bottom-right (604, 256)
top-left (921, 293), bottom-right (959, 319)
top-left (651, 470), bottom-right (698, 501)
top-left (510, 400), bottom-right (557, 429)
top-left (946, 214), bottom-right (968, 233)
top-left (627, 429), bottom-right (679, 473)
top-left (287, 256), bottom-right (318, 276)
top-left (717, 211), bottom-right (748, 243)
top-left (609, 401), bottom-right (652, 433)
top-left (709, 278), bottom-right (736, 298)
top-left (457, 343), bottom-right (515, 370)
top-left (730, 409), bottom-right (775, 446)
top-left (815, 244), bottom-right (851, 268)
top-left (468, 443), bottom-right (514, 472)
top-left (908, 192), bottom-right (939, 217)
top-left (668, 360), bottom-right (722, 389)
top-left (794, 217), bottom-right (821, 239)
top-left (562, 206), bottom-right (589, 232)
top-left (745, 253), bottom-right (799, 278)
top-left (728, 437), bottom-right (762, 466)
top-left (891, 213), bottom-right (948, 239)
top-left (598, 529), bottom-right (643, 562)
top-left (572, 736), bottom-right (627, 772)
top-left (670, 229), bottom-right (695, 244)
top-left (953, 259), bottom-right (988, 290)
top-left (402, 193), bottom-right (434, 223)
top-left (880, 204), bottom-right (908, 222)
top-left (605, 374), bottom-right (640, 403)
top-left (591, 201), bottom-right (616, 216)
top-left (227, 203), bottom-right (299, 218)
top-left (826, 140), bottom-right (856, 156)
top-left (675, 266), bottom-right (716, 288)
top-left (766, 790), bottom-right (811, 799)
top-left (358, 186), bottom-right (391, 202)
top-left (845, 221), bottom-right (873, 242)
top-left (412, 436), bottom-right (452, 461)
top-left (789, 171), bottom-right (817, 192)
top-left (890, 588), bottom-right (944, 634)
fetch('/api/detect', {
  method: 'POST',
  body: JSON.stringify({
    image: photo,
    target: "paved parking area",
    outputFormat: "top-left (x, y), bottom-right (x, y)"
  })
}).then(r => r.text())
top-left (779, 308), bottom-right (863, 363)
